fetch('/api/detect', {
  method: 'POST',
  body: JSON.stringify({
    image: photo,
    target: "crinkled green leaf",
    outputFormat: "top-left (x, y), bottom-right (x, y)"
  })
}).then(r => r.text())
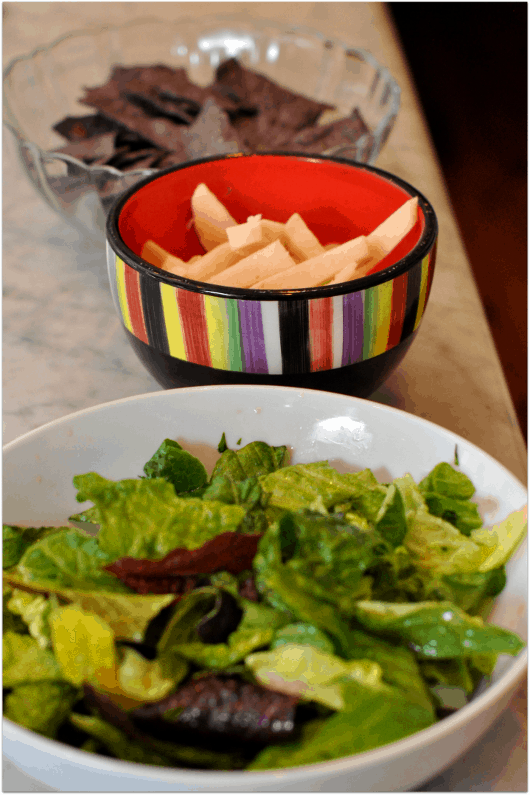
top-left (260, 463), bottom-right (386, 521)
top-left (427, 568), bottom-right (507, 616)
top-left (256, 564), bottom-right (351, 655)
top-left (16, 528), bottom-right (128, 591)
top-left (68, 505), bottom-right (100, 526)
top-left (420, 463), bottom-right (475, 501)
top-left (472, 508), bottom-right (527, 572)
top-left (249, 679), bottom-right (435, 770)
top-left (343, 628), bottom-right (435, 715)
top-left (7, 589), bottom-right (57, 648)
top-left (3, 584), bottom-right (28, 635)
top-left (159, 588), bottom-right (288, 670)
top-left (73, 474), bottom-right (246, 561)
top-left (353, 600), bottom-right (525, 659)
top-left (3, 525), bottom-right (64, 570)
top-left (3, 630), bottom-right (62, 686)
top-left (116, 647), bottom-right (175, 701)
top-left (246, 643), bottom-right (386, 710)
top-left (143, 439), bottom-right (208, 493)
top-left (201, 475), bottom-right (269, 534)
top-left (4, 681), bottom-right (79, 738)
top-left (272, 623), bottom-right (335, 654)
top-left (4, 571), bottom-right (174, 642)
top-left (404, 509), bottom-right (494, 575)
top-left (422, 492), bottom-right (482, 536)
top-left (212, 441), bottom-right (288, 483)
top-left (375, 484), bottom-right (407, 547)
top-left (254, 512), bottom-right (385, 615)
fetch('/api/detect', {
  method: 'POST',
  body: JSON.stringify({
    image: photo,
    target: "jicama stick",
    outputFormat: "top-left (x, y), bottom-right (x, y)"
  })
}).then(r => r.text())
top-left (212, 240), bottom-right (296, 288)
top-left (141, 240), bottom-right (189, 275)
top-left (253, 235), bottom-right (370, 290)
top-left (284, 213), bottom-right (325, 260)
top-left (185, 242), bottom-right (243, 282)
top-left (191, 183), bottom-right (238, 251)
top-left (367, 197), bottom-right (418, 261)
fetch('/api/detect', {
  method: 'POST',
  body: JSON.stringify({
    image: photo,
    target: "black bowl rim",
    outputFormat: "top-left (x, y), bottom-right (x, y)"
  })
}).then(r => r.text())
top-left (106, 152), bottom-right (438, 301)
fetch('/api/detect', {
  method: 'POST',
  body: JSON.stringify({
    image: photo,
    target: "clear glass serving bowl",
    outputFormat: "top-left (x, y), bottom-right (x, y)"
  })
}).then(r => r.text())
top-left (3, 14), bottom-right (400, 245)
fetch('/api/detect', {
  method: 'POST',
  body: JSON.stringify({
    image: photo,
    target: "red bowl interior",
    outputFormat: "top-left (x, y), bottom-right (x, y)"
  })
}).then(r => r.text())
top-left (118, 154), bottom-right (425, 278)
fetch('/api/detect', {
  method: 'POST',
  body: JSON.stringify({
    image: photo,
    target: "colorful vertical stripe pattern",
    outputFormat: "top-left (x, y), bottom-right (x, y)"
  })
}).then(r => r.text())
top-left (108, 245), bottom-right (435, 374)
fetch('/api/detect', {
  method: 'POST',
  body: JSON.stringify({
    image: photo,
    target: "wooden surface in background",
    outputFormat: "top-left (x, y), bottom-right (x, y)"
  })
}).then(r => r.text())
top-left (390, 2), bottom-right (527, 440)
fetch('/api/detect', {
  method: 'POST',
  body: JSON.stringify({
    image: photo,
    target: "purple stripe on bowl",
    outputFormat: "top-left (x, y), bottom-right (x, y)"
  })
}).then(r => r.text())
top-left (342, 291), bottom-right (364, 366)
top-left (238, 300), bottom-right (269, 374)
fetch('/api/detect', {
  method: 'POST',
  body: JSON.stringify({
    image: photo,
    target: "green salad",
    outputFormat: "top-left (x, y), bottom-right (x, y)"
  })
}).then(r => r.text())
top-left (3, 436), bottom-right (526, 771)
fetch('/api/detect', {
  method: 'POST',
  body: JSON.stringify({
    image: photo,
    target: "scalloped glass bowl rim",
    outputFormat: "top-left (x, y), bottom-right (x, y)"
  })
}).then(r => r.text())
top-left (2, 14), bottom-right (401, 181)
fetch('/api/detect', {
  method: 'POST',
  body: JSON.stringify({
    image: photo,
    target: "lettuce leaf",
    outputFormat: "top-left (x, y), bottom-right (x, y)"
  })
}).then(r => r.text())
top-left (246, 643), bottom-right (386, 710)
top-left (4, 681), bottom-right (79, 738)
top-left (248, 678), bottom-right (435, 770)
top-left (3, 525), bottom-right (65, 570)
top-left (260, 463), bottom-right (387, 520)
top-left (73, 474), bottom-right (246, 561)
top-left (4, 571), bottom-right (174, 641)
top-left (472, 508), bottom-right (527, 571)
top-left (271, 623), bottom-right (335, 654)
top-left (7, 588), bottom-right (57, 648)
top-left (3, 630), bottom-right (63, 686)
top-left (254, 512), bottom-right (384, 615)
top-left (419, 462), bottom-right (475, 500)
top-left (158, 588), bottom-right (289, 670)
top-left (211, 440), bottom-right (288, 483)
top-left (16, 528), bottom-right (128, 591)
top-left (353, 600), bottom-right (525, 658)
top-left (143, 439), bottom-right (208, 493)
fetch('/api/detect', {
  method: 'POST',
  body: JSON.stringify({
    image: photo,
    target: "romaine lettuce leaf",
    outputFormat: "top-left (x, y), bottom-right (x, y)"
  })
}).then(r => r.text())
top-left (143, 439), bottom-right (208, 493)
top-left (4, 681), bottom-right (79, 739)
top-left (419, 462), bottom-right (475, 500)
top-left (271, 623), bottom-right (335, 654)
top-left (254, 512), bottom-right (384, 615)
top-left (158, 588), bottom-right (289, 670)
top-left (3, 524), bottom-right (65, 570)
top-left (246, 643), bottom-right (386, 710)
top-left (7, 589), bottom-right (57, 648)
top-left (3, 630), bottom-right (62, 686)
top-left (73, 474), bottom-right (246, 561)
top-left (472, 507), bottom-right (527, 571)
top-left (16, 528), bottom-right (128, 591)
top-left (248, 678), bottom-right (435, 770)
top-left (375, 484), bottom-right (407, 547)
top-left (4, 571), bottom-right (174, 641)
top-left (353, 600), bottom-right (524, 658)
top-left (343, 628), bottom-right (435, 715)
top-left (260, 463), bottom-right (387, 520)
top-left (211, 441), bottom-right (288, 483)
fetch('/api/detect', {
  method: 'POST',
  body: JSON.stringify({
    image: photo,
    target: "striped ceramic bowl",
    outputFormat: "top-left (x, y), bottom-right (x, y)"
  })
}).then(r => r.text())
top-left (106, 153), bottom-right (437, 395)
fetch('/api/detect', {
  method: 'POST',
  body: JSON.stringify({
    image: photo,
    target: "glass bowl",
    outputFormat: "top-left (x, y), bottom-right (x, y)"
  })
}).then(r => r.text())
top-left (3, 14), bottom-right (400, 246)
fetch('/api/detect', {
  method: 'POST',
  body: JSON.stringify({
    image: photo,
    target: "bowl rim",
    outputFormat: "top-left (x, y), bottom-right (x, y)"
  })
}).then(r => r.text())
top-left (106, 152), bottom-right (438, 301)
top-left (2, 13), bottom-right (401, 178)
top-left (2, 384), bottom-right (527, 784)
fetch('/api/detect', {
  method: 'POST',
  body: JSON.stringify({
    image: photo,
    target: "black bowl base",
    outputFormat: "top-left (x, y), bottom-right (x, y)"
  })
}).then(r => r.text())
top-left (125, 328), bottom-right (417, 398)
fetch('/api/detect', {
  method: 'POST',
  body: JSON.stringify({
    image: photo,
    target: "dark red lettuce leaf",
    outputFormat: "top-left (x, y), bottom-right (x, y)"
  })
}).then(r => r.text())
top-left (132, 674), bottom-right (299, 744)
top-left (104, 532), bottom-right (262, 595)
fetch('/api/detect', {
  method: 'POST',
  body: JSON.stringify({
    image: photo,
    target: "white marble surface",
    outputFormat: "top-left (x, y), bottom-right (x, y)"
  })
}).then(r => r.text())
top-left (2, 2), bottom-right (527, 792)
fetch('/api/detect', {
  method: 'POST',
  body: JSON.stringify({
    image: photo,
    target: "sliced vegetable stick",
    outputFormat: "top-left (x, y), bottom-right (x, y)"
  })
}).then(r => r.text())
top-left (324, 243), bottom-right (340, 251)
top-left (253, 235), bottom-right (370, 290)
top-left (367, 197), bottom-right (419, 260)
top-left (226, 216), bottom-right (268, 257)
top-left (191, 183), bottom-right (238, 251)
top-left (328, 249), bottom-right (377, 284)
top-left (185, 241), bottom-right (243, 282)
top-left (187, 255), bottom-right (202, 265)
top-left (212, 240), bottom-right (296, 288)
top-left (141, 240), bottom-right (188, 274)
top-left (284, 213), bottom-right (325, 260)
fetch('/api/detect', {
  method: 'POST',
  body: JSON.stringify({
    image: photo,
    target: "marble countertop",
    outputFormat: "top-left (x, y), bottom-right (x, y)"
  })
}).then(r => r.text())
top-left (3, 2), bottom-right (527, 792)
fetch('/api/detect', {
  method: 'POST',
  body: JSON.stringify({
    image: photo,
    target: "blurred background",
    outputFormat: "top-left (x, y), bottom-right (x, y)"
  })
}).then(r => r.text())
top-left (389, 2), bottom-right (527, 439)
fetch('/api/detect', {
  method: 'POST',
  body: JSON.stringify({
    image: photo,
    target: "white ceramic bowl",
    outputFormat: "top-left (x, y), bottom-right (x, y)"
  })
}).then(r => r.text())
top-left (3, 386), bottom-right (527, 793)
